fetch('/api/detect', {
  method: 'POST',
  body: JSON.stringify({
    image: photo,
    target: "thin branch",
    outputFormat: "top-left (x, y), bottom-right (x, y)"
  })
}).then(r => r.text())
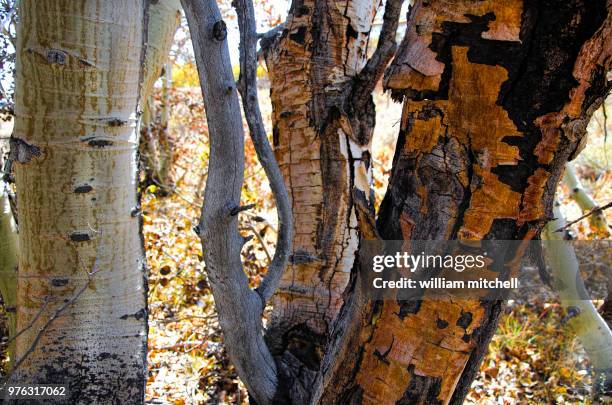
top-left (3, 266), bottom-right (100, 385)
top-left (257, 22), bottom-right (285, 42)
top-left (353, 0), bottom-right (404, 105)
top-left (555, 201), bottom-right (612, 233)
top-left (234, 0), bottom-right (293, 305)
top-left (5, 297), bottom-right (49, 346)
top-left (245, 222), bottom-right (273, 264)
top-left (181, 0), bottom-right (279, 402)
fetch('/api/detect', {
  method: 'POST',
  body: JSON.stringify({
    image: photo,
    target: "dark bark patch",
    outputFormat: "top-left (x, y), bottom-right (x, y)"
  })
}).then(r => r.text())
top-left (120, 308), bottom-right (147, 320)
top-left (397, 364), bottom-right (443, 405)
top-left (107, 118), bottom-right (127, 127)
top-left (69, 232), bottom-right (90, 242)
top-left (456, 311), bottom-right (473, 329)
top-left (289, 26), bottom-right (308, 45)
top-left (436, 318), bottom-right (449, 329)
top-left (86, 139), bottom-right (114, 148)
top-left (74, 184), bottom-right (93, 194)
top-left (346, 24), bottom-right (359, 39)
top-left (46, 49), bottom-right (67, 65)
top-left (396, 300), bottom-right (421, 319)
top-left (9, 137), bottom-right (41, 164)
top-left (51, 278), bottom-right (69, 287)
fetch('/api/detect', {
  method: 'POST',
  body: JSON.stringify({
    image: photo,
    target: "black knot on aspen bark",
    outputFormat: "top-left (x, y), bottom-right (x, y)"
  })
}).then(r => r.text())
top-left (46, 49), bottom-right (67, 65)
top-left (9, 137), bottom-right (41, 164)
top-left (51, 278), bottom-right (69, 287)
top-left (74, 184), bottom-right (93, 194)
top-left (69, 232), bottom-right (91, 242)
top-left (87, 139), bottom-right (114, 148)
top-left (107, 118), bottom-right (127, 127)
top-left (212, 20), bottom-right (228, 41)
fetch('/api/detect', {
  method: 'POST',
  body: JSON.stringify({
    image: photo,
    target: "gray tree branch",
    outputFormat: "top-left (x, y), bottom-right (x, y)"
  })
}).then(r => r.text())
top-left (181, 0), bottom-right (279, 403)
top-left (233, 0), bottom-right (293, 305)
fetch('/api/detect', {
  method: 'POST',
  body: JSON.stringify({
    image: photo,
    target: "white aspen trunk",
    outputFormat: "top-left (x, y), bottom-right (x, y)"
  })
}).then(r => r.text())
top-left (0, 175), bottom-right (18, 363)
top-left (543, 202), bottom-right (612, 400)
top-left (563, 161), bottom-right (607, 233)
top-left (140, 0), bottom-right (181, 107)
top-left (140, 0), bottom-right (180, 186)
top-left (9, 1), bottom-right (147, 402)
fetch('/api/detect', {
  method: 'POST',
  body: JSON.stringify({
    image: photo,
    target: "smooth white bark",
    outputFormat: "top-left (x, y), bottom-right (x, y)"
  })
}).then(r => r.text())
top-left (10, 1), bottom-right (147, 401)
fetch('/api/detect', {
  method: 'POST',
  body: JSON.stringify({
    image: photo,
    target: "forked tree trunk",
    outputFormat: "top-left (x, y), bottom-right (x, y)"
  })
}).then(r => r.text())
top-left (9, 1), bottom-right (148, 401)
top-left (185, 0), bottom-right (611, 403)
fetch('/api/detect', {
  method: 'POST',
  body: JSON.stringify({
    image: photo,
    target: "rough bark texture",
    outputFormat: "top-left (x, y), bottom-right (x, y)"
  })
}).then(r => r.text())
top-left (330, 1), bottom-right (610, 403)
top-left (184, 0), bottom-right (611, 403)
top-left (262, 1), bottom-right (381, 396)
top-left (10, 1), bottom-right (148, 402)
top-left (181, 1), bottom-right (279, 403)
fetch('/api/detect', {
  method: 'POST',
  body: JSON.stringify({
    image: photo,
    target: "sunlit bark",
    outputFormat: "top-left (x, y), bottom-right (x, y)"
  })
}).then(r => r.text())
top-left (10, 1), bottom-right (148, 401)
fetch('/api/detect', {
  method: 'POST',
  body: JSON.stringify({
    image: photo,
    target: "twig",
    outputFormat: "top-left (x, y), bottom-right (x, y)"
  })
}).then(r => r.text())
top-left (246, 222), bottom-right (272, 264)
top-left (3, 266), bottom-right (100, 385)
top-left (5, 297), bottom-right (49, 345)
top-left (555, 201), bottom-right (612, 233)
top-left (234, 0), bottom-right (293, 305)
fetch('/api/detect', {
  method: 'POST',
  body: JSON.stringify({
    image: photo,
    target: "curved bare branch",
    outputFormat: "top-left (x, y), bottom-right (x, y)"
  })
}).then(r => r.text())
top-left (234, 0), bottom-right (293, 305)
top-left (181, 0), bottom-right (279, 403)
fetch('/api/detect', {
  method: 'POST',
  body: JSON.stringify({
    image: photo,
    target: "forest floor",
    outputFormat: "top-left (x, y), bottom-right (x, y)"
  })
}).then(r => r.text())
top-left (0, 87), bottom-right (610, 404)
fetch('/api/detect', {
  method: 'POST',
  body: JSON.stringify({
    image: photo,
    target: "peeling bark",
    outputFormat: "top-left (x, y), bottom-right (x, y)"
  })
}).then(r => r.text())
top-left (332, 1), bottom-right (610, 403)
top-left (262, 0), bottom-right (386, 395)
top-left (185, 0), bottom-right (610, 403)
top-left (10, 1), bottom-right (148, 402)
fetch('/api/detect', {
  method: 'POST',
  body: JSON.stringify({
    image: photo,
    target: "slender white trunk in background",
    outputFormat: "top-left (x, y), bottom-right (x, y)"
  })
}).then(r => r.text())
top-left (0, 176), bottom-right (18, 363)
top-left (10, 1), bottom-right (147, 402)
top-left (140, 0), bottom-right (181, 186)
top-left (543, 202), bottom-right (612, 398)
top-left (563, 162), bottom-right (608, 233)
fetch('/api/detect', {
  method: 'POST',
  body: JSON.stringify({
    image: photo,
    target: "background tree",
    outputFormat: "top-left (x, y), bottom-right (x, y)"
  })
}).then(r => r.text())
top-left (184, 0), bottom-right (611, 404)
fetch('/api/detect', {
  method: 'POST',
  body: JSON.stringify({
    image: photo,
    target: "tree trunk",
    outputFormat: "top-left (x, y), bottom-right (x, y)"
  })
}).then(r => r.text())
top-left (0, 170), bottom-right (18, 364)
top-left (9, 1), bottom-right (148, 402)
top-left (184, 0), bottom-right (611, 403)
top-left (267, 0), bottom-right (610, 403)
top-left (139, 0), bottom-right (181, 188)
top-left (336, 1), bottom-right (608, 403)
top-left (543, 201), bottom-right (612, 401)
top-left (262, 1), bottom-right (383, 394)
